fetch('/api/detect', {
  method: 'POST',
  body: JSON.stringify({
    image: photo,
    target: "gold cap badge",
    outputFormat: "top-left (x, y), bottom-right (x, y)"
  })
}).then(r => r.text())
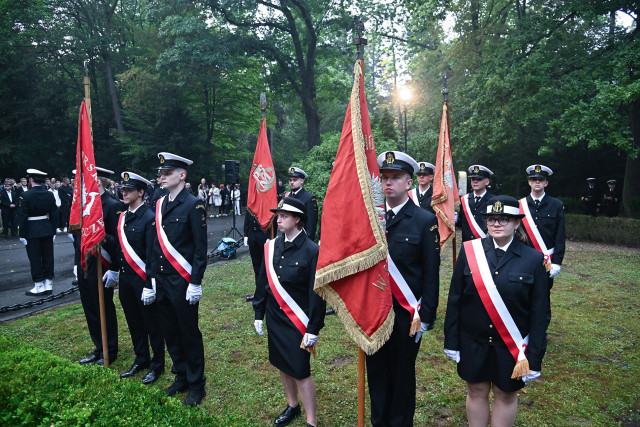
top-left (493, 200), bottom-right (503, 213)
top-left (159, 154), bottom-right (165, 164)
top-left (290, 167), bottom-right (295, 174)
top-left (474, 166), bottom-right (480, 173)
top-left (535, 165), bottom-right (541, 173)
top-left (386, 152), bottom-right (395, 164)
top-left (123, 172), bottom-right (129, 181)
top-left (420, 163), bottom-right (426, 169)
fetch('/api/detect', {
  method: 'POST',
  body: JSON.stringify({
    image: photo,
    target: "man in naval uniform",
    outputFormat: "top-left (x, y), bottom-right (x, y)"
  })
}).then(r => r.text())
top-left (18, 169), bottom-right (57, 296)
top-left (457, 165), bottom-right (495, 242)
top-left (366, 151), bottom-right (441, 426)
top-left (409, 161), bottom-right (435, 214)
top-left (601, 179), bottom-right (620, 217)
top-left (146, 152), bottom-right (208, 406)
top-left (522, 164), bottom-right (566, 289)
top-left (580, 177), bottom-right (599, 217)
top-left (115, 171), bottom-right (165, 385)
top-left (286, 167), bottom-right (318, 241)
top-left (78, 167), bottom-right (124, 366)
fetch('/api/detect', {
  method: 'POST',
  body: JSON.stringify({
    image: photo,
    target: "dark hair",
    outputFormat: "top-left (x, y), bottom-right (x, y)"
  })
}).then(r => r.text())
top-left (32, 176), bottom-right (45, 184)
top-left (515, 224), bottom-right (530, 245)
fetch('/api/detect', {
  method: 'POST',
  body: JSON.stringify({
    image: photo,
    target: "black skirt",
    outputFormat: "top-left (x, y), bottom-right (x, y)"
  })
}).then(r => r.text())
top-left (457, 331), bottom-right (525, 392)
top-left (266, 294), bottom-right (311, 379)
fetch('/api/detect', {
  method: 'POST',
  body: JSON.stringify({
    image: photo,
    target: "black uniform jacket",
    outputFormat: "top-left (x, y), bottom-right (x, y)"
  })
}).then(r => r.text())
top-left (387, 201), bottom-right (440, 325)
top-left (244, 212), bottom-right (269, 246)
top-left (288, 188), bottom-right (319, 241)
top-left (457, 191), bottom-right (494, 241)
top-left (149, 187), bottom-right (207, 285)
top-left (523, 194), bottom-right (566, 265)
top-left (417, 186), bottom-right (434, 214)
top-left (253, 232), bottom-right (326, 335)
top-left (444, 237), bottom-right (549, 371)
top-left (580, 185), bottom-right (599, 204)
top-left (18, 185), bottom-right (57, 239)
top-left (0, 188), bottom-right (18, 211)
top-left (117, 204), bottom-right (155, 284)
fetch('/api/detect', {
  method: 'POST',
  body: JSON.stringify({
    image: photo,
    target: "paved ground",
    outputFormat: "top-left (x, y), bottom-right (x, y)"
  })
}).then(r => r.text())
top-left (0, 213), bottom-right (248, 322)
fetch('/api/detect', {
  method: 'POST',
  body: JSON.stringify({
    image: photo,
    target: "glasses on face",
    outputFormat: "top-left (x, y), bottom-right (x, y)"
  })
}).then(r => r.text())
top-left (486, 217), bottom-right (510, 226)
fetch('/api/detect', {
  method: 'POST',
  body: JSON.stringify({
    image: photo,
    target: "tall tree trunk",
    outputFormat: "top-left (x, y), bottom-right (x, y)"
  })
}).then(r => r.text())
top-left (103, 53), bottom-right (125, 136)
top-left (622, 99), bottom-right (640, 216)
top-left (302, 99), bottom-right (321, 150)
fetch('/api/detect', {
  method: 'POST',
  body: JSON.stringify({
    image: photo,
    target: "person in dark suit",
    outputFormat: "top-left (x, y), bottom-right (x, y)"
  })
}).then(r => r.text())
top-left (18, 169), bottom-right (57, 296)
top-left (115, 172), bottom-right (165, 385)
top-left (147, 152), bottom-right (207, 406)
top-left (580, 177), bottom-right (599, 216)
top-left (286, 167), bottom-right (318, 241)
top-left (1, 179), bottom-right (18, 236)
top-left (253, 197), bottom-right (326, 427)
top-left (409, 161), bottom-right (435, 214)
top-left (366, 151), bottom-right (441, 427)
top-left (457, 165), bottom-right (495, 242)
top-left (522, 164), bottom-right (566, 288)
top-left (601, 179), bottom-right (620, 217)
top-left (58, 176), bottom-right (73, 231)
top-left (444, 195), bottom-right (550, 426)
top-left (77, 167), bottom-right (124, 366)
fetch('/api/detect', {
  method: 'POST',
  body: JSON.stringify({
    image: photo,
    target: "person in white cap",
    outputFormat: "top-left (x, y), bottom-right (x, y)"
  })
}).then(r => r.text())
top-left (148, 152), bottom-right (208, 406)
top-left (410, 161), bottom-right (436, 214)
top-left (366, 151), bottom-right (441, 427)
top-left (457, 165), bottom-right (495, 242)
top-left (601, 179), bottom-right (620, 217)
top-left (18, 169), bottom-right (57, 296)
top-left (286, 167), bottom-right (318, 240)
top-left (580, 177), bottom-right (599, 217)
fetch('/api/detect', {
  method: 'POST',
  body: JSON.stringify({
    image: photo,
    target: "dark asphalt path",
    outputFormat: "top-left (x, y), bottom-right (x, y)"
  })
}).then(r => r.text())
top-left (0, 213), bottom-right (248, 322)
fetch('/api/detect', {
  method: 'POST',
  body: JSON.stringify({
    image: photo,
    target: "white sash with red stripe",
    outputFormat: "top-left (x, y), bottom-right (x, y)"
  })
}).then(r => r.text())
top-left (155, 196), bottom-right (192, 283)
top-left (518, 198), bottom-right (554, 266)
top-left (264, 239), bottom-right (308, 335)
top-left (408, 188), bottom-right (420, 206)
top-left (387, 255), bottom-right (422, 322)
top-left (461, 194), bottom-right (486, 239)
top-left (101, 249), bottom-right (112, 269)
top-left (118, 211), bottom-right (147, 281)
top-left (465, 239), bottom-right (529, 363)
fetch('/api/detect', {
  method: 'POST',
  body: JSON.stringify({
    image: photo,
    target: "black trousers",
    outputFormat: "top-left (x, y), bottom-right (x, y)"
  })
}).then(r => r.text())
top-left (366, 306), bottom-right (421, 427)
top-left (119, 273), bottom-right (165, 371)
top-left (248, 242), bottom-right (265, 281)
top-left (26, 236), bottom-right (54, 282)
top-left (78, 259), bottom-right (118, 360)
top-left (156, 273), bottom-right (206, 391)
top-left (2, 209), bottom-right (17, 235)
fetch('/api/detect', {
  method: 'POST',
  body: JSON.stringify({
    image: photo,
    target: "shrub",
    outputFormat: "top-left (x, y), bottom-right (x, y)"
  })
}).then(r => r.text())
top-left (0, 335), bottom-right (250, 426)
top-left (565, 213), bottom-right (640, 247)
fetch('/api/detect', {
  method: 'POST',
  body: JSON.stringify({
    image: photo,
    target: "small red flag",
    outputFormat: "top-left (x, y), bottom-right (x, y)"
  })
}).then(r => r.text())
top-left (69, 101), bottom-right (105, 271)
top-left (431, 101), bottom-right (460, 247)
top-left (247, 118), bottom-right (278, 230)
top-left (314, 61), bottom-right (393, 355)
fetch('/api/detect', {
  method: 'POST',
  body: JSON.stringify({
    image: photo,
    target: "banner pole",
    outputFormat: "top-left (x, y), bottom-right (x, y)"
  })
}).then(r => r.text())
top-left (85, 61), bottom-right (109, 368)
top-left (358, 347), bottom-right (365, 427)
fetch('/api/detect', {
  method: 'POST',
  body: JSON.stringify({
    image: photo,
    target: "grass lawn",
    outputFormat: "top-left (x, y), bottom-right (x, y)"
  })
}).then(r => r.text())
top-left (1, 239), bottom-right (639, 426)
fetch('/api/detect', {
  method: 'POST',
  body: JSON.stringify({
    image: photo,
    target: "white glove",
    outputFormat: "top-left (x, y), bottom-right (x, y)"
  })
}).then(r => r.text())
top-left (444, 349), bottom-right (461, 363)
top-left (454, 212), bottom-right (459, 223)
top-left (303, 333), bottom-right (318, 347)
top-left (549, 264), bottom-right (561, 278)
top-left (414, 322), bottom-right (429, 343)
top-left (102, 270), bottom-right (119, 288)
top-left (67, 233), bottom-right (75, 242)
top-left (186, 284), bottom-right (202, 304)
top-left (254, 319), bottom-right (264, 336)
top-left (141, 278), bottom-right (156, 306)
top-left (244, 237), bottom-right (249, 246)
top-left (52, 235), bottom-right (56, 242)
top-left (20, 238), bottom-right (27, 246)
top-left (522, 370), bottom-right (541, 382)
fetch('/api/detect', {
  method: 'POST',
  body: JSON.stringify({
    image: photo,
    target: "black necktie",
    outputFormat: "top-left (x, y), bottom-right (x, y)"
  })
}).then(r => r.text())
top-left (474, 196), bottom-right (481, 206)
top-left (386, 210), bottom-right (395, 222)
top-left (126, 211), bottom-right (134, 222)
top-left (495, 248), bottom-right (505, 261)
top-left (284, 241), bottom-right (294, 250)
top-left (534, 199), bottom-right (540, 207)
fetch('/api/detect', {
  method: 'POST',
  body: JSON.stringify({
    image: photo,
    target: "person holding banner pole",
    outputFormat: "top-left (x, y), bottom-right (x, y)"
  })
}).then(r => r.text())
top-left (457, 165), bottom-right (495, 242)
top-left (253, 197), bottom-right (326, 427)
top-left (444, 195), bottom-right (550, 427)
top-left (149, 152), bottom-right (208, 406)
top-left (367, 151), bottom-right (441, 427)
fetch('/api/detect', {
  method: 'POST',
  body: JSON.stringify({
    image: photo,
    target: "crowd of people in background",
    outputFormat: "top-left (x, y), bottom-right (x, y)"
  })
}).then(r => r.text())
top-left (579, 177), bottom-right (621, 217)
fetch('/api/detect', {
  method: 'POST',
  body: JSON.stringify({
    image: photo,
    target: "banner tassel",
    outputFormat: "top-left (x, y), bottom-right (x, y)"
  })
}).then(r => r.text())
top-left (511, 358), bottom-right (530, 380)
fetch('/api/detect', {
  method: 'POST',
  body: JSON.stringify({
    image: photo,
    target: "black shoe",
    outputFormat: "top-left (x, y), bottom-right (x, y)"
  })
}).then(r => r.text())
top-left (71, 280), bottom-right (78, 286)
top-left (142, 369), bottom-right (163, 384)
top-left (120, 363), bottom-right (149, 378)
top-left (325, 307), bottom-right (336, 315)
top-left (78, 354), bottom-right (98, 365)
top-left (165, 378), bottom-right (189, 396)
top-left (182, 389), bottom-right (206, 406)
top-left (274, 404), bottom-right (301, 426)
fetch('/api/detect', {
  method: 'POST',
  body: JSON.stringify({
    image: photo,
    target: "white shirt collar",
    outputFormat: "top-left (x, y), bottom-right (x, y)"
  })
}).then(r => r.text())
top-left (291, 188), bottom-right (301, 195)
top-left (419, 184), bottom-right (431, 196)
top-left (530, 192), bottom-right (546, 203)
top-left (493, 236), bottom-right (514, 252)
top-left (386, 197), bottom-right (410, 215)
top-left (284, 229), bottom-right (303, 243)
top-left (472, 190), bottom-right (487, 198)
top-left (128, 203), bottom-right (143, 214)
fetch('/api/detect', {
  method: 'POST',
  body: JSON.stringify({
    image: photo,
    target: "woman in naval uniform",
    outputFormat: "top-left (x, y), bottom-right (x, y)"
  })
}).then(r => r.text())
top-left (444, 195), bottom-right (550, 427)
top-left (253, 197), bottom-right (325, 427)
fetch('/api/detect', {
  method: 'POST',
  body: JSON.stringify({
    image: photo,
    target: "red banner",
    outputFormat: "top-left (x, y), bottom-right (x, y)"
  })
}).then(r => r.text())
top-left (69, 101), bottom-right (105, 272)
top-left (431, 102), bottom-right (460, 247)
top-left (314, 61), bottom-right (393, 355)
top-left (247, 118), bottom-right (277, 230)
